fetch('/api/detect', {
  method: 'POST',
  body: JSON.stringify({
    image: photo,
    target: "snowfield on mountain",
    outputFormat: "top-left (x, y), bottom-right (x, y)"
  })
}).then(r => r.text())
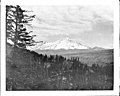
top-left (28, 37), bottom-right (90, 50)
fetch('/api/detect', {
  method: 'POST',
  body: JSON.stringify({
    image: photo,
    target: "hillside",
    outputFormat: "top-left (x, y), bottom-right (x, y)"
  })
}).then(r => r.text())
top-left (6, 43), bottom-right (113, 90)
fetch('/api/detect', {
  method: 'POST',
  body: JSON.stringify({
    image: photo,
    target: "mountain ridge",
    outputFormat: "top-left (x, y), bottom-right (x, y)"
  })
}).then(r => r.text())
top-left (28, 37), bottom-right (92, 50)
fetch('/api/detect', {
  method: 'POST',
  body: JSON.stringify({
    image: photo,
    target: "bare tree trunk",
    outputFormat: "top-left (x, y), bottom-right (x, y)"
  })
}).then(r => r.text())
top-left (14, 6), bottom-right (18, 47)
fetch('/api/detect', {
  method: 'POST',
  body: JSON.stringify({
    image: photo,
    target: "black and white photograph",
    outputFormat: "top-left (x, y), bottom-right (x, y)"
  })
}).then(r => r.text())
top-left (6, 5), bottom-right (114, 91)
top-left (1, 0), bottom-right (119, 96)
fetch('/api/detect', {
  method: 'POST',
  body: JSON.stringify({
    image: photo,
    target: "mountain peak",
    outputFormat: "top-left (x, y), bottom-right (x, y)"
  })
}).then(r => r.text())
top-left (29, 38), bottom-right (90, 50)
top-left (61, 37), bottom-right (72, 42)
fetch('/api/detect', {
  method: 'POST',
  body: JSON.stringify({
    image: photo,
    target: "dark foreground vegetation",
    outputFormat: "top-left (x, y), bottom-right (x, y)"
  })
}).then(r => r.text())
top-left (6, 43), bottom-right (113, 91)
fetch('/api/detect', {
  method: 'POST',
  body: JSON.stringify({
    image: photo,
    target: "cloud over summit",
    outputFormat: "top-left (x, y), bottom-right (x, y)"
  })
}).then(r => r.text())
top-left (22, 5), bottom-right (113, 48)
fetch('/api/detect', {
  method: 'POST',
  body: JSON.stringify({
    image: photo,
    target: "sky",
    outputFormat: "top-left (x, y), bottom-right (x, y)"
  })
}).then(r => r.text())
top-left (22, 5), bottom-right (113, 48)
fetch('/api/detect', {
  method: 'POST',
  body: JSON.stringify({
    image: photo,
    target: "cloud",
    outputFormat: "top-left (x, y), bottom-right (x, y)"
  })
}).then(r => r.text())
top-left (22, 5), bottom-right (113, 33)
top-left (21, 5), bottom-right (113, 48)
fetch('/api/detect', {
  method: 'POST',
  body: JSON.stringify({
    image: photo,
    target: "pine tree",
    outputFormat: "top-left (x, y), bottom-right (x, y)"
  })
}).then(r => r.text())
top-left (6, 5), bottom-right (16, 42)
top-left (6, 5), bottom-right (36, 48)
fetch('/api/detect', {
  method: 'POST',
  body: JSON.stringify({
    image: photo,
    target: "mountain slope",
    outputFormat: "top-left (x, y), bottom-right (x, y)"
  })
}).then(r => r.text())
top-left (29, 37), bottom-right (90, 50)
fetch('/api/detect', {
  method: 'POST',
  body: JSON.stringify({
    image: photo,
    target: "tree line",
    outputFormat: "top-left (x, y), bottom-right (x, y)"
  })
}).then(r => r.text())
top-left (30, 50), bottom-right (113, 78)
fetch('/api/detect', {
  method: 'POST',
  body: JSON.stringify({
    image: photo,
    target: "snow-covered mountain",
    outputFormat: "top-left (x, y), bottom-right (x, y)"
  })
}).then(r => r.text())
top-left (28, 37), bottom-right (90, 50)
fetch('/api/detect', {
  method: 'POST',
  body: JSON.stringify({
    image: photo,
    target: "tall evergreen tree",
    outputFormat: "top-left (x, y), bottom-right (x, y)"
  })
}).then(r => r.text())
top-left (6, 5), bottom-right (16, 42)
top-left (6, 5), bottom-right (36, 48)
